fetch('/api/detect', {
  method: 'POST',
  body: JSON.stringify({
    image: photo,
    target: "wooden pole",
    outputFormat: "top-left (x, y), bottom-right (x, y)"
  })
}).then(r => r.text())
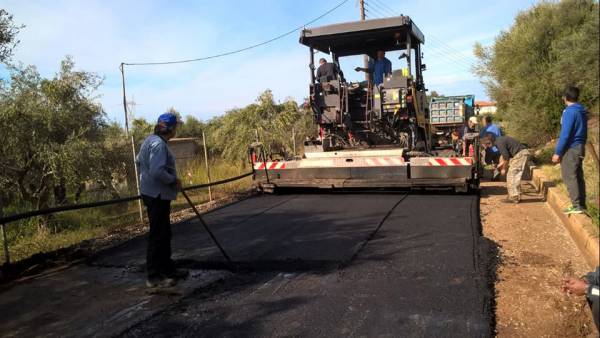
top-left (292, 126), bottom-right (296, 157)
top-left (1, 223), bottom-right (9, 265)
top-left (359, 0), bottom-right (369, 82)
top-left (120, 64), bottom-right (144, 224)
top-left (202, 131), bottom-right (212, 202)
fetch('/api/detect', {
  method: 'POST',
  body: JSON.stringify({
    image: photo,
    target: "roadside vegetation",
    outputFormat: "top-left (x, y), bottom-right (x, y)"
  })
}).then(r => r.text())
top-left (0, 11), bottom-right (314, 264)
top-left (474, 0), bottom-right (599, 227)
top-left (474, 0), bottom-right (599, 146)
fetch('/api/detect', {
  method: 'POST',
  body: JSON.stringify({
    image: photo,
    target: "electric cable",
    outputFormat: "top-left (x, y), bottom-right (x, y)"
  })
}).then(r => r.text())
top-left (123, 0), bottom-right (350, 66)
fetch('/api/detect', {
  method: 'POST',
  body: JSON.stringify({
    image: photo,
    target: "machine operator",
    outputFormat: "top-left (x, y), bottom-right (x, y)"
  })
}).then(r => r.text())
top-left (354, 49), bottom-right (392, 86)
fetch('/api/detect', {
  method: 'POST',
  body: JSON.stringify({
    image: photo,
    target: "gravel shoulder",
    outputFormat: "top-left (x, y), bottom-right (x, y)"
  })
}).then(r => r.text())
top-left (480, 180), bottom-right (597, 337)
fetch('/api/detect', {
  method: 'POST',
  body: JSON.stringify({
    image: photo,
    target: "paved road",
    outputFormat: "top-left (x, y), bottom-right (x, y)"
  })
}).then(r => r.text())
top-left (0, 192), bottom-right (493, 337)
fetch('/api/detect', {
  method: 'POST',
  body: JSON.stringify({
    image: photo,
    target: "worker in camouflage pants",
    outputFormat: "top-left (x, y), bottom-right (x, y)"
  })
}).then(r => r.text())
top-left (481, 134), bottom-right (530, 203)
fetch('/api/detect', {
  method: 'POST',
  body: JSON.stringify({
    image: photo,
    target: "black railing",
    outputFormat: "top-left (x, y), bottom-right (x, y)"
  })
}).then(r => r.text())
top-left (0, 171), bottom-right (254, 264)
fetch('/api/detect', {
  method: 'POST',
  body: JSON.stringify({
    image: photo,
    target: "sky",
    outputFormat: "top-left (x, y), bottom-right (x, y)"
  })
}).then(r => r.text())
top-left (1, 0), bottom-right (538, 124)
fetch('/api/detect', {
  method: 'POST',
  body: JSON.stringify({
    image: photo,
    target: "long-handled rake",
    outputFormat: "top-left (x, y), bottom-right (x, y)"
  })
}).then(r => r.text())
top-left (181, 190), bottom-right (232, 262)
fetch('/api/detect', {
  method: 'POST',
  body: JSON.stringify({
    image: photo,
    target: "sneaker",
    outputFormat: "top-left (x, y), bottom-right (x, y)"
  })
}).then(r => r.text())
top-left (563, 206), bottom-right (584, 215)
top-left (501, 197), bottom-right (519, 204)
top-left (167, 268), bottom-right (190, 280)
top-left (146, 277), bottom-right (177, 288)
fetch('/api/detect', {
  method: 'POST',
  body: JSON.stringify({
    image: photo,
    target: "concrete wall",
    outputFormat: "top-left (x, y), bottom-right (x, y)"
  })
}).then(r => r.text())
top-left (168, 138), bottom-right (201, 168)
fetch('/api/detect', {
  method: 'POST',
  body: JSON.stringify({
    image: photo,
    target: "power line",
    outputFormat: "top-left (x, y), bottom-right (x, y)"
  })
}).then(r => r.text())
top-left (123, 0), bottom-right (350, 66)
top-left (427, 35), bottom-right (478, 63)
top-left (363, 4), bottom-right (387, 19)
top-left (367, 0), bottom-right (477, 66)
top-left (425, 44), bottom-right (476, 65)
top-left (366, 0), bottom-right (393, 18)
top-left (370, 0), bottom-right (399, 16)
top-left (424, 42), bottom-right (477, 69)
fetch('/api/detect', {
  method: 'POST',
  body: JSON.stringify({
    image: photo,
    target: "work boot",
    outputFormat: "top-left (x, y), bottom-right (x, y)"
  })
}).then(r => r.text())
top-left (167, 268), bottom-right (190, 280)
top-left (146, 276), bottom-right (177, 288)
top-left (501, 197), bottom-right (519, 204)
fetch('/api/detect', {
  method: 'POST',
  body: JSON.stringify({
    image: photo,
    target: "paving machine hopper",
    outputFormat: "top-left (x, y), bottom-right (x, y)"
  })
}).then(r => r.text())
top-left (251, 16), bottom-right (480, 193)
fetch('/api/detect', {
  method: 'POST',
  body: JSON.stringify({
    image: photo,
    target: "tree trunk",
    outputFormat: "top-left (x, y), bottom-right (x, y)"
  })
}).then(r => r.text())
top-left (36, 186), bottom-right (51, 235)
top-left (53, 179), bottom-right (67, 205)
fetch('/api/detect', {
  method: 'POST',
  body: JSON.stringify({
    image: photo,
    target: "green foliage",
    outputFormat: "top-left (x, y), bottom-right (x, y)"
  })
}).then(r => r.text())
top-left (0, 9), bottom-right (23, 64)
top-left (131, 117), bottom-right (153, 146)
top-left (0, 57), bottom-right (125, 227)
top-left (426, 90), bottom-right (443, 105)
top-left (205, 90), bottom-right (315, 162)
top-left (474, 0), bottom-right (599, 146)
top-left (178, 115), bottom-right (205, 138)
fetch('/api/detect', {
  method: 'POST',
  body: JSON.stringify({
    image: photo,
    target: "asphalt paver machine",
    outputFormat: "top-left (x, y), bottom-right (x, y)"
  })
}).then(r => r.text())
top-left (251, 16), bottom-right (480, 193)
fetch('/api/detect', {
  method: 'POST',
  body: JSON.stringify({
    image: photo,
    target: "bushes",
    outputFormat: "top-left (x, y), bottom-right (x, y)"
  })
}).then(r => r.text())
top-left (474, 0), bottom-right (599, 146)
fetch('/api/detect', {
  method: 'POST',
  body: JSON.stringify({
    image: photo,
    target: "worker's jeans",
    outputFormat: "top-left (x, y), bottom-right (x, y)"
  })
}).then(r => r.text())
top-left (142, 195), bottom-right (175, 280)
top-left (507, 149), bottom-right (530, 199)
top-left (560, 144), bottom-right (586, 209)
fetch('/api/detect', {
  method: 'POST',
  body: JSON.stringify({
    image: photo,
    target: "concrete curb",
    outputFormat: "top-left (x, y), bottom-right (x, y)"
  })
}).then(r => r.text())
top-left (530, 167), bottom-right (599, 268)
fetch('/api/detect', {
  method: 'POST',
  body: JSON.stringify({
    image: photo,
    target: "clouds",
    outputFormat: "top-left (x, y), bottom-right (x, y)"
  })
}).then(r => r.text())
top-left (1, 0), bottom-right (532, 124)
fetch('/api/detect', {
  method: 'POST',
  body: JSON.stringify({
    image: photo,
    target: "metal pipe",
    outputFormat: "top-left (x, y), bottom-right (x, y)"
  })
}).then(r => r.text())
top-left (119, 64), bottom-right (144, 224)
top-left (406, 33), bottom-right (412, 77)
top-left (309, 47), bottom-right (315, 85)
top-left (261, 148), bottom-right (271, 184)
top-left (202, 131), bottom-right (212, 202)
top-left (1, 223), bottom-right (9, 265)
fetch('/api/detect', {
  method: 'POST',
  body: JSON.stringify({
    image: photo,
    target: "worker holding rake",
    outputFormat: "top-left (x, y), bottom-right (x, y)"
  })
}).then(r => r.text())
top-left (137, 112), bottom-right (188, 288)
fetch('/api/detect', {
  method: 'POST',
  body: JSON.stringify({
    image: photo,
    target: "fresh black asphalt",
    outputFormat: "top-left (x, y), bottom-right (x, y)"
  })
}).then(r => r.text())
top-left (114, 192), bottom-right (493, 337)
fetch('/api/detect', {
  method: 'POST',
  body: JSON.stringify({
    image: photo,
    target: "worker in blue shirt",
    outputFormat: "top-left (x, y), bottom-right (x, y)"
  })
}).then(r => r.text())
top-left (355, 49), bottom-right (392, 86)
top-left (137, 112), bottom-right (187, 288)
top-left (552, 86), bottom-right (588, 214)
top-left (479, 115), bottom-right (502, 138)
top-left (480, 115), bottom-right (502, 175)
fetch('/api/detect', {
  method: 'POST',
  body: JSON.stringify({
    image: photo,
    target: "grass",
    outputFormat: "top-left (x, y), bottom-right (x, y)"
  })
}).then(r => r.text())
top-left (535, 143), bottom-right (599, 231)
top-left (0, 158), bottom-right (254, 265)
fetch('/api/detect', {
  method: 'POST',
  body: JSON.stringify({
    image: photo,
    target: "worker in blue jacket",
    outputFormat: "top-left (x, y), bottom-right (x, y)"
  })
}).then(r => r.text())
top-left (480, 115), bottom-right (502, 177)
top-left (479, 115), bottom-right (502, 139)
top-left (355, 49), bottom-right (392, 86)
top-left (552, 86), bottom-right (588, 214)
top-left (137, 112), bottom-right (187, 288)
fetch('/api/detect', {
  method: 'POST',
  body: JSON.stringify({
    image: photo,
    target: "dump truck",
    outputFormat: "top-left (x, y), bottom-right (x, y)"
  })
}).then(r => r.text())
top-left (251, 16), bottom-right (480, 193)
top-left (429, 95), bottom-right (475, 150)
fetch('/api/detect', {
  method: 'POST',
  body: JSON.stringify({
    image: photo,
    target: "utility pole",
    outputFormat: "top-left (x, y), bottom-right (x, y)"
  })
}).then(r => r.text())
top-left (359, 0), bottom-right (369, 82)
top-left (119, 63), bottom-right (144, 224)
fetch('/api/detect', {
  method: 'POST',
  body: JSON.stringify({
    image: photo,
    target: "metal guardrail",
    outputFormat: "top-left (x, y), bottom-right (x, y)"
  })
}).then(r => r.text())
top-left (0, 171), bottom-right (254, 265)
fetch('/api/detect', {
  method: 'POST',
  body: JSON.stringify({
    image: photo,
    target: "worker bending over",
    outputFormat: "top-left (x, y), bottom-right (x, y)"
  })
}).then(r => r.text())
top-left (480, 134), bottom-right (530, 203)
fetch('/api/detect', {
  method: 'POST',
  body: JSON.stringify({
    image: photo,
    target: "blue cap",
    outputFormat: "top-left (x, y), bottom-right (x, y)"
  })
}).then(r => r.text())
top-left (157, 112), bottom-right (178, 129)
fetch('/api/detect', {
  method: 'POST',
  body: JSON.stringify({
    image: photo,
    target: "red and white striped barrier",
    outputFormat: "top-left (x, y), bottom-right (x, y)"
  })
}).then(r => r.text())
top-left (364, 157), bottom-right (405, 166)
top-left (253, 156), bottom-right (407, 170)
top-left (427, 157), bottom-right (472, 166)
top-left (254, 162), bottom-right (287, 170)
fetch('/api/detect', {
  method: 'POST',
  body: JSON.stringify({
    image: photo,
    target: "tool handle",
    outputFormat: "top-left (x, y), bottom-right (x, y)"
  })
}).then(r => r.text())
top-left (181, 190), bottom-right (232, 262)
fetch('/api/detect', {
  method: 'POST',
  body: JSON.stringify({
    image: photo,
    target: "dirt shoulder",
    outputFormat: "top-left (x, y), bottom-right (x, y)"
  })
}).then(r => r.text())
top-left (480, 180), bottom-right (597, 337)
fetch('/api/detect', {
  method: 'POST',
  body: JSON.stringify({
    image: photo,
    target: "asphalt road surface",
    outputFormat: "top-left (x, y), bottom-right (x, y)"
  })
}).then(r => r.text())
top-left (0, 192), bottom-right (493, 337)
top-left (112, 192), bottom-right (494, 337)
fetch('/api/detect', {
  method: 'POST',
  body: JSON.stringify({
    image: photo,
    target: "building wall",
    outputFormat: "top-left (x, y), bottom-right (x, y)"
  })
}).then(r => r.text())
top-left (168, 138), bottom-right (201, 169)
top-left (478, 106), bottom-right (497, 115)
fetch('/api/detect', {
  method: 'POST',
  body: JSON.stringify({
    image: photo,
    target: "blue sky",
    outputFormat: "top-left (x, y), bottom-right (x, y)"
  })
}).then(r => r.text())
top-left (1, 0), bottom-right (537, 124)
